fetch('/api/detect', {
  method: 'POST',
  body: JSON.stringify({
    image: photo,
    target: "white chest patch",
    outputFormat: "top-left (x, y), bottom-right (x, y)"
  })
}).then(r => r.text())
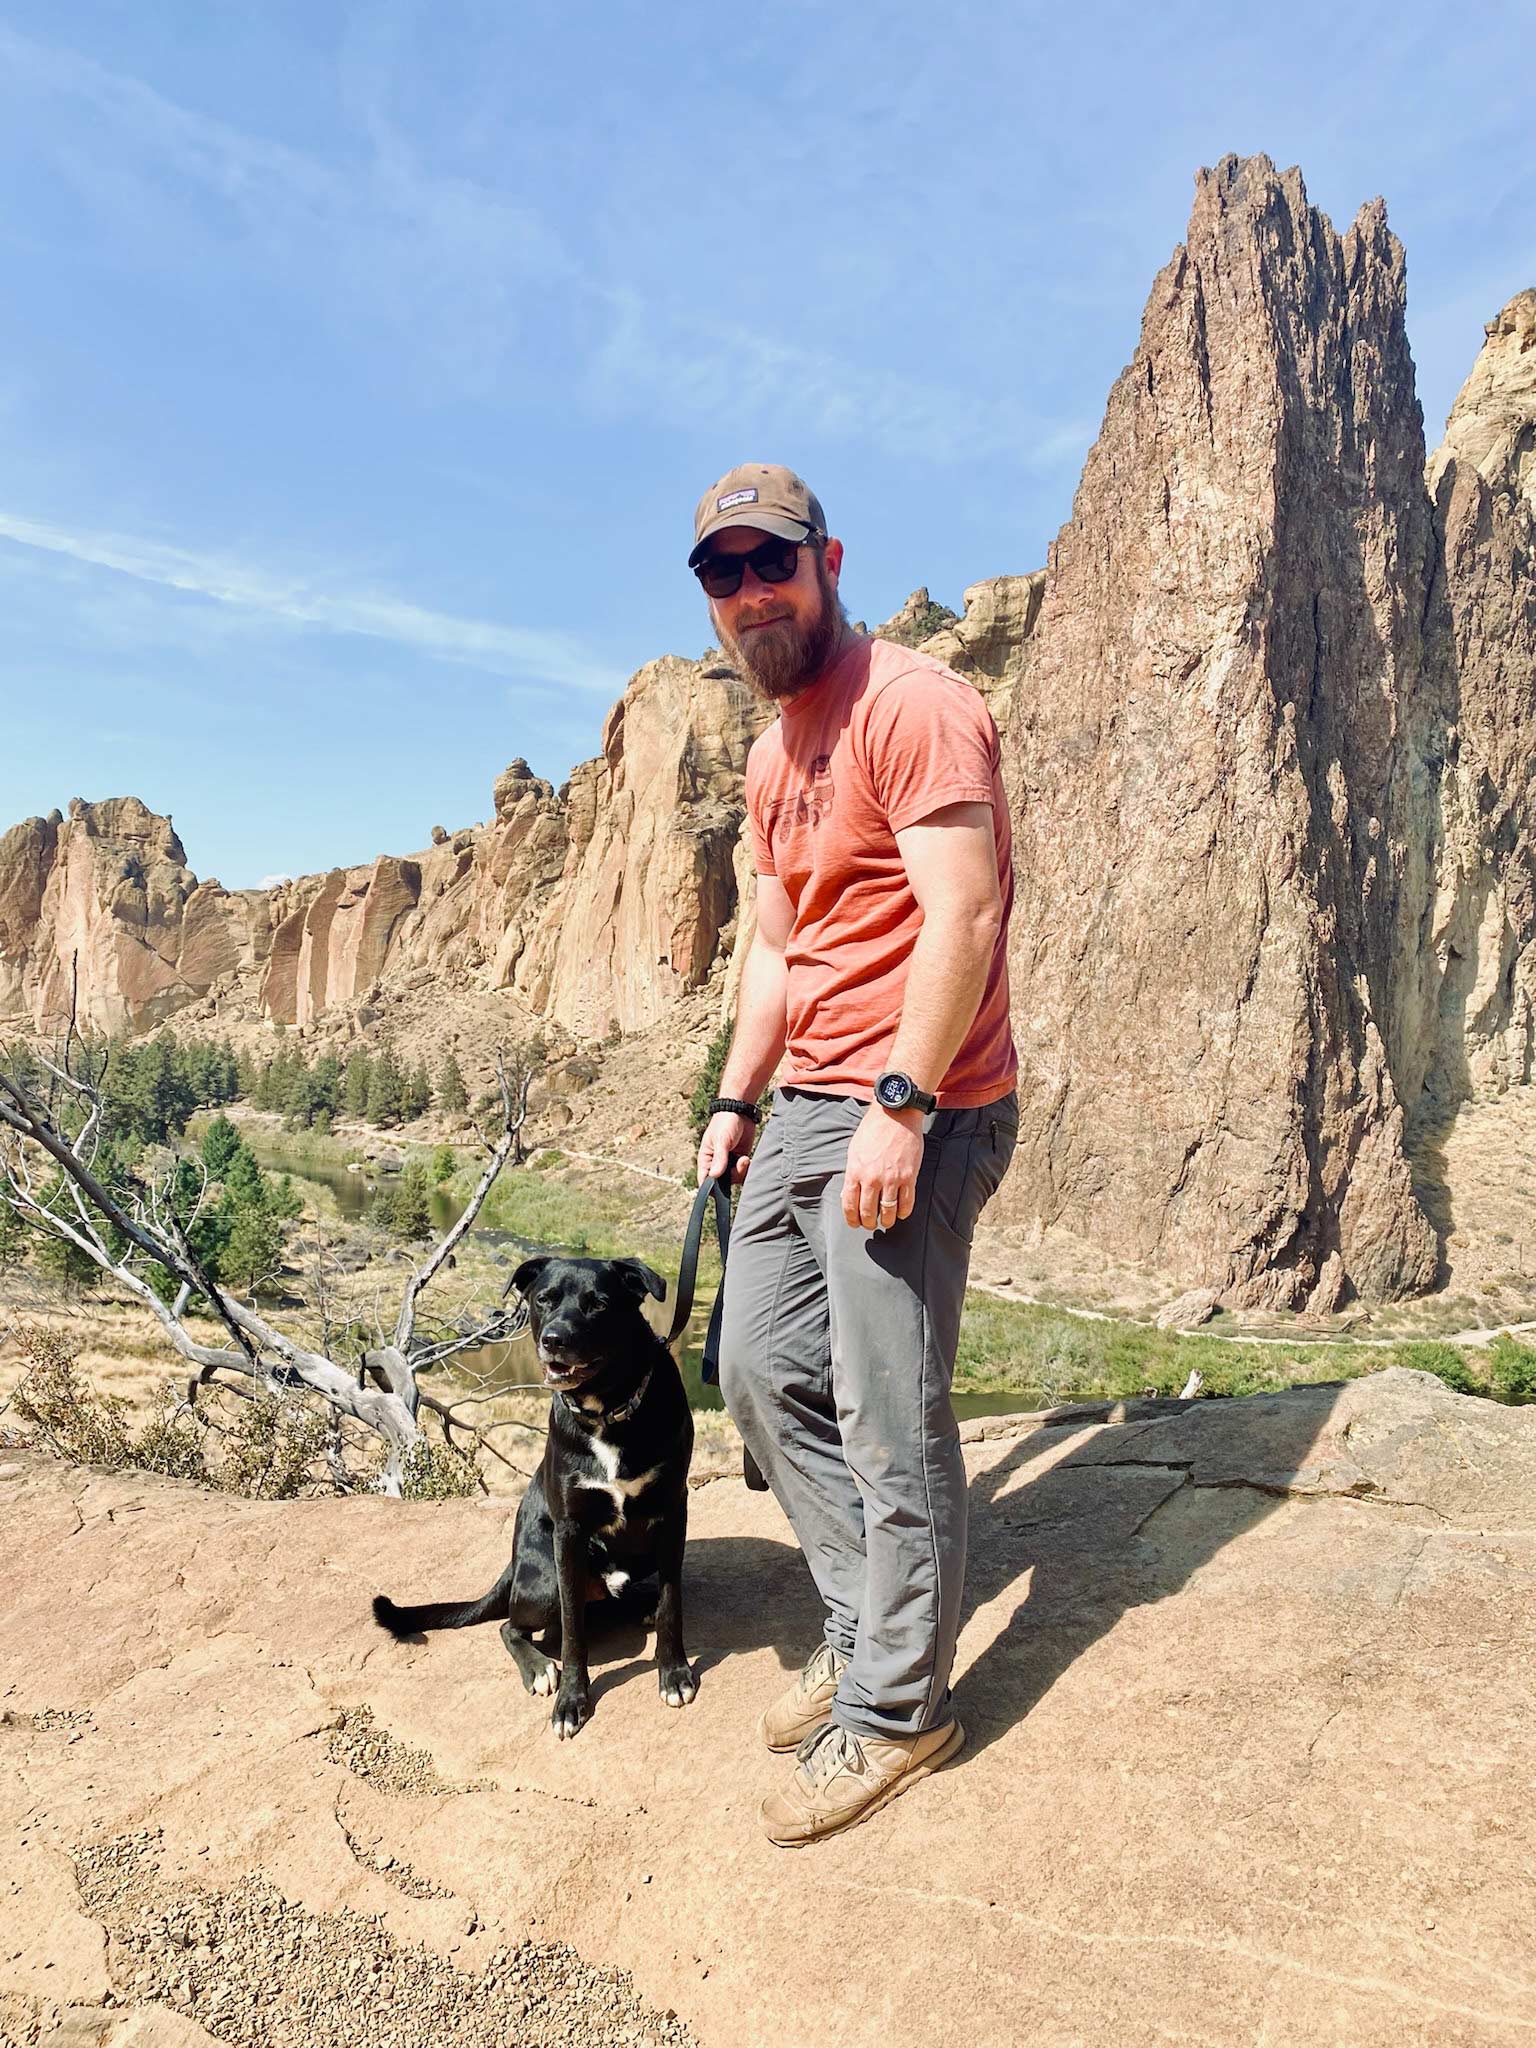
top-left (575, 1436), bottom-right (662, 1517)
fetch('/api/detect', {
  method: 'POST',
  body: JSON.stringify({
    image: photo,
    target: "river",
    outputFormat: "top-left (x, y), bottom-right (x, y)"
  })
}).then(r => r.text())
top-left (244, 1135), bottom-right (1045, 1423)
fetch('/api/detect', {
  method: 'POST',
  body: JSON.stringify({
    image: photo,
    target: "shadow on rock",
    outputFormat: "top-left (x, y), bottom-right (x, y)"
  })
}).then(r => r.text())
top-left (956, 1380), bottom-right (1346, 1758)
top-left (683, 1531), bottom-right (825, 1680)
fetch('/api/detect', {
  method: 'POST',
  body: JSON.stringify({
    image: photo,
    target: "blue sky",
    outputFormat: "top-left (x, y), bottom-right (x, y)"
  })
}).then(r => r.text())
top-left (1, 1), bottom-right (1531, 888)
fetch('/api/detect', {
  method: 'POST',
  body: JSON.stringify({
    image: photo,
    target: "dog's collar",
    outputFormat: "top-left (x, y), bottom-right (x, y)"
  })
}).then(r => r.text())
top-left (559, 1365), bottom-right (653, 1429)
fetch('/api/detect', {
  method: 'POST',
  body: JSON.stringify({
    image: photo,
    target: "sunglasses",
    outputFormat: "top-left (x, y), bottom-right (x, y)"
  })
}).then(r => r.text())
top-left (692, 531), bottom-right (820, 600)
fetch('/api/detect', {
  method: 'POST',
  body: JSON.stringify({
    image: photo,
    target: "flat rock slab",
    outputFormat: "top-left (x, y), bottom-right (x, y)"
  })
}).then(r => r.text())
top-left (2, 1369), bottom-right (1533, 2046)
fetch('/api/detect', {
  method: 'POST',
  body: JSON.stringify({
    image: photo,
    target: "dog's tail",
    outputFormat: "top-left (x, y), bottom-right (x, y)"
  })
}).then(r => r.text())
top-left (372, 1563), bottom-right (516, 1637)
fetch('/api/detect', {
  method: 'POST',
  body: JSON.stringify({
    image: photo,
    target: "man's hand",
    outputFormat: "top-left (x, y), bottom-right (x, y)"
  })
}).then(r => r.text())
top-left (697, 1111), bottom-right (755, 1188)
top-left (842, 1104), bottom-right (924, 1230)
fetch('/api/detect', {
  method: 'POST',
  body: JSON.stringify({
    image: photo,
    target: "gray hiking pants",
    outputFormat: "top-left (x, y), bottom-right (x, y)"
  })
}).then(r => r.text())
top-left (717, 1085), bottom-right (1018, 1740)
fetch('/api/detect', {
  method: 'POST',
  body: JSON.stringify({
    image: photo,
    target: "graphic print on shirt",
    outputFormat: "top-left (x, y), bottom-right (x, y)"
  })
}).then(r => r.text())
top-left (764, 754), bottom-right (835, 845)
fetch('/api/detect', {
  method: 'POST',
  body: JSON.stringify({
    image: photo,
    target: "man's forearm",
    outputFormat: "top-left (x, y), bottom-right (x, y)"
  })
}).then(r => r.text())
top-left (885, 913), bottom-right (998, 1094)
top-left (719, 938), bottom-right (789, 1101)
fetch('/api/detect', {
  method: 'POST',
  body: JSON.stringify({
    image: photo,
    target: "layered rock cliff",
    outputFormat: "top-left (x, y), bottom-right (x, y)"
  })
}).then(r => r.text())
top-left (250, 654), bottom-right (774, 1038)
top-left (0, 799), bottom-right (261, 1036)
top-left (1423, 291), bottom-right (1536, 1104)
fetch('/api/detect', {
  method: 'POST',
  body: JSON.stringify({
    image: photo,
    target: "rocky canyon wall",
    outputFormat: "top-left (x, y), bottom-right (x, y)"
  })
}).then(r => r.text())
top-left (249, 652), bottom-right (775, 1039)
top-left (991, 163), bottom-right (1534, 1311)
top-left (0, 799), bottom-right (264, 1036)
top-left (1423, 291), bottom-right (1536, 1106)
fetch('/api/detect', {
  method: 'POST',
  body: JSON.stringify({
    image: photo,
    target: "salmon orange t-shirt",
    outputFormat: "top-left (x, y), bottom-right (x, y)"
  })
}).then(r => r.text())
top-left (744, 634), bottom-right (1017, 1109)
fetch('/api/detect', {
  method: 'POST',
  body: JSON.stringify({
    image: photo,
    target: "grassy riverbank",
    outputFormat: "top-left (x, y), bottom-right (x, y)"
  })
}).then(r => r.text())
top-left (953, 1297), bottom-right (1535, 1404)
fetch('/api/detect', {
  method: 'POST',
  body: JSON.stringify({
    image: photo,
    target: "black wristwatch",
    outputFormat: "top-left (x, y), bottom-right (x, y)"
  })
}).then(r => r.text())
top-left (873, 1070), bottom-right (937, 1114)
top-left (710, 1096), bottom-right (761, 1125)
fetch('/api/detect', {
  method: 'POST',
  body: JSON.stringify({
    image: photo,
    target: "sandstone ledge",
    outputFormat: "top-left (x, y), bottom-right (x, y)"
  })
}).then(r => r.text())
top-left (2, 1368), bottom-right (1534, 2046)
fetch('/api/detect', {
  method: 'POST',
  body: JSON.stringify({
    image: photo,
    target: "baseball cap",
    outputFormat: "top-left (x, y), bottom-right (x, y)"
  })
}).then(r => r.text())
top-left (688, 463), bottom-right (827, 567)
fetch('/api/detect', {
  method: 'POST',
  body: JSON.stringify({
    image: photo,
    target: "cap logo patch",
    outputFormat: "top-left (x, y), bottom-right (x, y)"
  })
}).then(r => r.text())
top-left (717, 487), bottom-right (758, 511)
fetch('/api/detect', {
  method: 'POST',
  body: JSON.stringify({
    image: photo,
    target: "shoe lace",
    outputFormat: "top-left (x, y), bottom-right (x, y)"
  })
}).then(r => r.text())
top-left (799, 1641), bottom-right (841, 1697)
top-left (795, 1722), bottom-right (866, 1784)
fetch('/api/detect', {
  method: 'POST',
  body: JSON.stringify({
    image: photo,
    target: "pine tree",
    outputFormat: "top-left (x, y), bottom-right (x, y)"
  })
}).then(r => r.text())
top-left (33, 1177), bottom-right (100, 1292)
top-left (201, 1113), bottom-right (243, 1177)
top-left (436, 1053), bottom-right (468, 1115)
top-left (343, 1050), bottom-right (374, 1117)
top-left (221, 1145), bottom-right (268, 1211)
top-left (309, 1052), bottom-right (341, 1123)
top-left (366, 1048), bottom-right (405, 1127)
top-left (405, 1064), bottom-right (433, 1121)
top-left (385, 1163), bottom-right (433, 1241)
top-left (222, 1205), bottom-right (284, 1297)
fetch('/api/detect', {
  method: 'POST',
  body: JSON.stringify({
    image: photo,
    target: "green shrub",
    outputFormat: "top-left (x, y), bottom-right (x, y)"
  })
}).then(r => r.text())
top-left (12, 1328), bottom-right (133, 1468)
top-left (401, 1437), bottom-right (481, 1499)
top-left (215, 1394), bottom-right (331, 1499)
top-left (1487, 1336), bottom-right (1536, 1405)
top-left (1392, 1341), bottom-right (1486, 1397)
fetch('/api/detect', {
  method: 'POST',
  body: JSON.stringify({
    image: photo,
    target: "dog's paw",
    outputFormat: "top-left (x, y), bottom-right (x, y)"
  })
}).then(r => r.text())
top-left (550, 1689), bottom-right (591, 1740)
top-left (658, 1662), bottom-right (698, 1709)
top-left (529, 1657), bottom-right (559, 1698)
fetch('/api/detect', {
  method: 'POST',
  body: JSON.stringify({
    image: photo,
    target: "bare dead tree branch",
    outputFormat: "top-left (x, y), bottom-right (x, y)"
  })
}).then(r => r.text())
top-left (0, 1044), bottom-right (542, 1497)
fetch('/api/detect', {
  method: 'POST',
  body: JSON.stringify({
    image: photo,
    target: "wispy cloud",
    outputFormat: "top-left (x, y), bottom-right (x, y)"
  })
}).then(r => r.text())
top-left (586, 290), bottom-right (1093, 469)
top-left (0, 23), bottom-right (572, 394)
top-left (0, 23), bottom-right (1062, 466)
top-left (0, 508), bottom-right (618, 692)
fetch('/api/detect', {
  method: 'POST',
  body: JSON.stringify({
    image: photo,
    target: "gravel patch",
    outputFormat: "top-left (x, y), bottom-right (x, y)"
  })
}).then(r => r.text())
top-left (323, 1705), bottom-right (489, 1797)
top-left (74, 1830), bottom-right (695, 2048)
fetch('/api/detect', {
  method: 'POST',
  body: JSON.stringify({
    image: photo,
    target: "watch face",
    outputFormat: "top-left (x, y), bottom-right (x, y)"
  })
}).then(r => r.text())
top-left (876, 1072), bottom-right (911, 1109)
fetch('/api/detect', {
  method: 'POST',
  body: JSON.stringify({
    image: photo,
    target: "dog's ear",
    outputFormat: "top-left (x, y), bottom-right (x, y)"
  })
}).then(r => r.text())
top-left (512, 1256), bottom-right (552, 1299)
top-left (613, 1258), bottom-right (667, 1304)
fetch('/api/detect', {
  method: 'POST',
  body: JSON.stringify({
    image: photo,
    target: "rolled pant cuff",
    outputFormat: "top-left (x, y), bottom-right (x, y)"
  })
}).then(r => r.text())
top-left (829, 1702), bottom-right (940, 1741)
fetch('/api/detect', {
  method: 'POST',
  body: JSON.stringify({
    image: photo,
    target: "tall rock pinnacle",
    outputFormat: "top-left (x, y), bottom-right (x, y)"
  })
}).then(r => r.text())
top-left (1000, 154), bottom-right (1446, 1309)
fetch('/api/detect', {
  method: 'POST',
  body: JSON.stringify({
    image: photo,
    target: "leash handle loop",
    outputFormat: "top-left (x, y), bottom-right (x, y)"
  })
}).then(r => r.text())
top-left (668, 1165), bottom-right (768, 1491)
top-left (667, 1170), bottom-right (733, 1365)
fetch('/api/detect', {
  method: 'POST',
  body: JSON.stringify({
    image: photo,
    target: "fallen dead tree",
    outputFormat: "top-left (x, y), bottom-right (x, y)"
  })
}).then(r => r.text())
top-left (0, 1035), bottom-right (537, 1495)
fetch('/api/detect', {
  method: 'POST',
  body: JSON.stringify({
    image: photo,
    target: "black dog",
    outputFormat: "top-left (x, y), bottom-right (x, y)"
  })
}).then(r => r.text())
top-left (372, 1254), bottom-right (696, 1739)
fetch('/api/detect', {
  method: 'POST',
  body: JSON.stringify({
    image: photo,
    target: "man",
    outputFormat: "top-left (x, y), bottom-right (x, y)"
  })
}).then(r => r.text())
top-left (692, 463), bottom-right (1018, 1846)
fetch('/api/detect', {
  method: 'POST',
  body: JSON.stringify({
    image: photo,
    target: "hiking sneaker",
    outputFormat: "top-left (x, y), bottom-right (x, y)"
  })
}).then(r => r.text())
top-left (757, 1641), bottom-right (847, 1752)
top-left (760, 1718), bottom-right (966, 1847)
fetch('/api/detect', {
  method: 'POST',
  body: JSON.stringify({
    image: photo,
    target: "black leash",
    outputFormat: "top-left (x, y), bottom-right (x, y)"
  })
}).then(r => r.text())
top-left (667, 1167), bottom-right (768, 1491)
